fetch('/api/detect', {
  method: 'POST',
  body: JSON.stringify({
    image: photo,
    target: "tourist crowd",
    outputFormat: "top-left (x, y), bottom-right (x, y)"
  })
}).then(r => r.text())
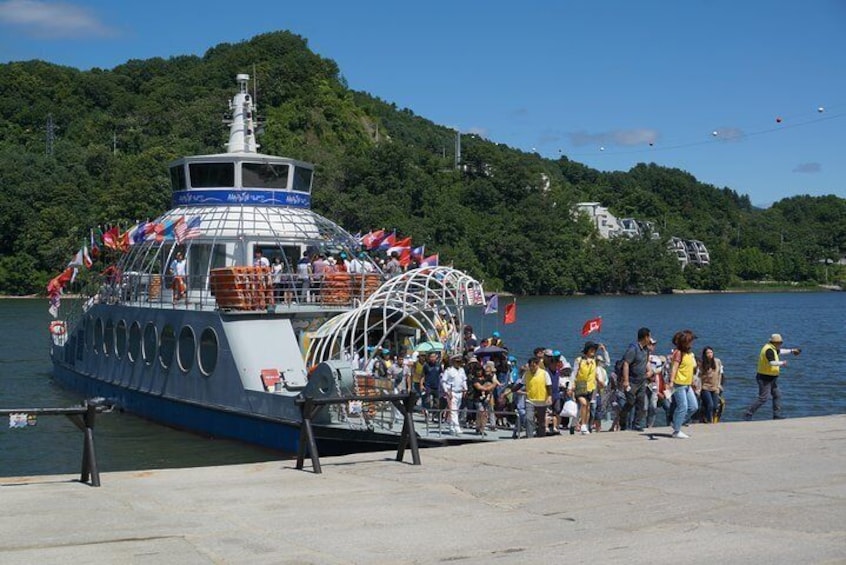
top-left (370, 325), bottom-right (726, 439)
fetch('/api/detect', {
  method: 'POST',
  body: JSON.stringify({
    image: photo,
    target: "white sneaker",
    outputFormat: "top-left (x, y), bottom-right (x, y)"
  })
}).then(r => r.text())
top-left (672, 430), bottom-right (690, 439)
top-left (580, 424), bottom-right (589, 435)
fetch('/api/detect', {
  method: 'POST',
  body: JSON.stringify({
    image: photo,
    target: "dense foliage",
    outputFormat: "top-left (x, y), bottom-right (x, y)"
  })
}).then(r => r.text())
top-left (1, 31), bottom-right (843, 295)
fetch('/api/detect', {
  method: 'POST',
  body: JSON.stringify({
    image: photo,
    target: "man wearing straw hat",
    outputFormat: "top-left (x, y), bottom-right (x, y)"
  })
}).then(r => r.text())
top-left (744, 333), bottom-right (801, 421)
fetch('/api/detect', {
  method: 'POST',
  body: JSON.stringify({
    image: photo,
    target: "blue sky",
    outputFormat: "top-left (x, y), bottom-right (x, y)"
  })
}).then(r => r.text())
top-left (1, 0), bottom-right (844, 207)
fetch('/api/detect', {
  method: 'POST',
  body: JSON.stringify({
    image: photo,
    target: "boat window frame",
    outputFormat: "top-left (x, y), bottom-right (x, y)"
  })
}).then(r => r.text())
top-left (128, 321), bottom-right (142, 363)
top-left (177, 325), bottom-right (196, 373)
top-left (242, 161), bottom-right (290, 189)
top-left (198, 327), bottom-right (218, 377)
top-left (143, 322), bottom-right (158, 366)
top-left (93, 318), bottom-right (103, 355)
top-left (115, 319), bottom-right (128, 359)
top-left (188, 162), bottom-right (235, 188)
top-left (103, 319), bottom-right (114, 357)
top-left (159, 324), bottom-right (176, 370)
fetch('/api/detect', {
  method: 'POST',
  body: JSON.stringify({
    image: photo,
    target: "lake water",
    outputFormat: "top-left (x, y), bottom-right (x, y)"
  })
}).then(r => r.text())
top-left (2, 292), bottom-right (844, 477)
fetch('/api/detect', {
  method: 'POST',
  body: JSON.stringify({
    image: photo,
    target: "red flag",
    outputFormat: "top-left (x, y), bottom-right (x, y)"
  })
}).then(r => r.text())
top-left (102, 226), bottom-right (120, 250)
top-left (504, 302), bottom-right (517, 325)
top-left (581, 317), bottom-right (602, 337)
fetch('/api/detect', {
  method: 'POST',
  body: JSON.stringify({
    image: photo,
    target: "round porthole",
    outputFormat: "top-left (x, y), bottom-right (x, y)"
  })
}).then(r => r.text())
top-left (93, 318), bottom-right (103, 354)
top-left (159, 324), bottom-right (176, 369)
top-left (128, 322), bottom-right (141, 362)
top-left (198, 328), bottom-right (218, 376)
top-left (142, 323), bottom-right (157, 366)
top-left (103, 319), bottom-right (114, 356)
top-left (115, 320), bottom-right (127, 358)
top-left (177, 326), bottom-right (196, 373)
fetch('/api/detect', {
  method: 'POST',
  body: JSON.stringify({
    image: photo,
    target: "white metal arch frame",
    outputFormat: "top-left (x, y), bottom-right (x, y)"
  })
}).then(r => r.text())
top-left (305, 266), bottom-right (486, 366)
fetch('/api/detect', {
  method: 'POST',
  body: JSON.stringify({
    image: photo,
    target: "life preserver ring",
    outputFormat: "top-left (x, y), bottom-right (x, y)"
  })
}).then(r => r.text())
top-left (49, 321), bottom-right (66, 336)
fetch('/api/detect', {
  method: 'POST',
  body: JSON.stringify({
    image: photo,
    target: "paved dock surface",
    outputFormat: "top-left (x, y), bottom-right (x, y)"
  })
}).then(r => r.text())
top-left (2, 416), bottom-right (845, 564)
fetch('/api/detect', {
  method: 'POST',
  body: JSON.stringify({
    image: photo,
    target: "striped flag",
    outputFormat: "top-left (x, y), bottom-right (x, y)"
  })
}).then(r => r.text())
top-left (175, 216), bottom-right (202, 243)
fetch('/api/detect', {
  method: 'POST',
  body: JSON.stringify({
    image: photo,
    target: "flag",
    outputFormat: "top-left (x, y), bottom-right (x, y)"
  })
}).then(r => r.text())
top-left (68, 248), bottom-right (86, 267)
top-left (411, 245), bottom-right (425, 259)
top-left (421, 254), bottom-right (439, 267)
top-left (386, 245), bottom-right (410, 257)
top-left (484, 294), bottom-right (499, 315)
top-left (90, 228), bottom-right (101, 260)
top-left (398, 248), bottom-right (413, 267)
top-left (179, 215), bottom-right (202, 241)
top-left (102, 226), bottom-right (120, 250)
top-left (581, 316), bottom-right (602, 337)
top-left (171, 216), bottom-right (187, 243)
top-left (504, 302), bottom-right (517, 325)
top-left (362, 229), bottom-right (385, 250)
top-left (82, 246), bottom-right (92, 268)
top-left (377, 232), bottom-right (397, 251)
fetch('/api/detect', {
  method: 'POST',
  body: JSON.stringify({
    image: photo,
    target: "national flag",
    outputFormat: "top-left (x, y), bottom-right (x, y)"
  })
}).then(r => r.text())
top-left (386, 245), bottom-right (410, 257)
top-left (90, 228), bottom-right (101, 260)
top-left (398, 248), bottom-right (413, 267)
top-left (504, 302), bottom-right (517, 325)
top-left (421, 254), bottom-right (439, 267)
top-left (581, 316), bottom-right (602, 337)
top-left (171, 216), bottom-right (186, 243)
top-left (129, 222), bottom-right (150, 245)
top-left (484, 294), bottom-right (499, 315)
top-left (68, 248), bottom-right (85, 268)
top-left (117, 230), bottom-right (130, 252)
top-left (411, 245), bottom-right (425, 259)
top-left (377, 232), bottom-right (397, 251)
top-left (102, 226), bottom-right (120, 250)
top-left (181, 215), bottom-right (202, 241)
top-left (362, 229), bottom-right (385, 250)
top-left (82, 246), bottom-right (93, 268)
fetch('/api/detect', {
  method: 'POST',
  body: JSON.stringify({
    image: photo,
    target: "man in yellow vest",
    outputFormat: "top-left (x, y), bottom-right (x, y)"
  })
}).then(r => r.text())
top-left (744, 333), bottom-right (801, 420)
top-left (523, 356), bottom-right (552, 437)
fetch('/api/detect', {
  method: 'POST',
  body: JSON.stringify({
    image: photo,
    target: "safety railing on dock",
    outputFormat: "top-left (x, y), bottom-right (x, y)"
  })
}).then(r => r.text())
top-left (295, 392), bottom-right (421, 474)
top-left (0, 400), bottom-right (113, 487)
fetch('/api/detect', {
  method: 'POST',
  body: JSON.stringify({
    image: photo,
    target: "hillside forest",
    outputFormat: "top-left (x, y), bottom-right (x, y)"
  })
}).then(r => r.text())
top-left (1, 31), bottom-right (844, 296)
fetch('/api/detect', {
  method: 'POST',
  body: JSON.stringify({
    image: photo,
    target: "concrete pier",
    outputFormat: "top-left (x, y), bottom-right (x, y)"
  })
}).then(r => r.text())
top-left (2, 416), bottom-right (845, 564)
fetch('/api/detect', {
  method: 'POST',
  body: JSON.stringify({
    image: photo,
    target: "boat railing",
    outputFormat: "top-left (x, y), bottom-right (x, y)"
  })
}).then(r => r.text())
top-left (102, 268), bottom-right (386, 312)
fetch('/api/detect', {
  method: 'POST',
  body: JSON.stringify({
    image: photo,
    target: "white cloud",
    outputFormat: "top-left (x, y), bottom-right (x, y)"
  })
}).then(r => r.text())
top-left (793, 162), bottom-right (821, 173)
top-left (0, 0), bottom-right (116, 38)
top-left (568, 128), bottom-right (659, 147)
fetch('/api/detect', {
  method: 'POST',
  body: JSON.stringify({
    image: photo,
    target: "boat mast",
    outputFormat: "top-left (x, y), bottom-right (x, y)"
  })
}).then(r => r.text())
top-left (227, 74), bottom-right (258, 154)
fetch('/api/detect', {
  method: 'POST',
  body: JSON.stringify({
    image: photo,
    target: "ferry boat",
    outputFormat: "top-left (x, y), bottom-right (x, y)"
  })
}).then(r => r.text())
top-left (49, 74), bottom-right (487, 455)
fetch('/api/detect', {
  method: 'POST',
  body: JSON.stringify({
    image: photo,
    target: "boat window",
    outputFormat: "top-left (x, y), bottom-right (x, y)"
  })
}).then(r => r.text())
top-left (104, 319), bottom-right (114, 356)
top-left (242, 162), bottom-right (289, 189)
top-left (128, 321), bottom-right (142, 362)
top-left (159, 325), bottom-right (176, 369)
top-left (198, 328), bottom-right (218, 376)
top-left (177, 326), bottom-right (196, 373)
top-left (85, 315), bottom-right (94, 350)
top-left (115, 320), bottom-right (127, 358)
top-left (189, 162), bottom-right (235, 188)
top-left (93, 318), bottom-right (103, 354)
top-left (189, 244), bottom-right (227, 290)
top-left (292, 166), bottom-right (313, 192)
top-left (170, 165), bottom-right (186, 190)
top-left (143, 323), bottom-right (157, 365)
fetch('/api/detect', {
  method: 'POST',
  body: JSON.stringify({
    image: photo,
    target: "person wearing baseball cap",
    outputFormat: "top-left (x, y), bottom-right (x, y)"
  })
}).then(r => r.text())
top-left (744, 333), bottom-right (801, 421)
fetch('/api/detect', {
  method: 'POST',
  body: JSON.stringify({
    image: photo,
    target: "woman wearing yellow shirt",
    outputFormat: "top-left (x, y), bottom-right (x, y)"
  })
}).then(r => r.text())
top-left (573, 342), bottom-right (599, 435)
top-left (668, 330), bottom-right (699, 439)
